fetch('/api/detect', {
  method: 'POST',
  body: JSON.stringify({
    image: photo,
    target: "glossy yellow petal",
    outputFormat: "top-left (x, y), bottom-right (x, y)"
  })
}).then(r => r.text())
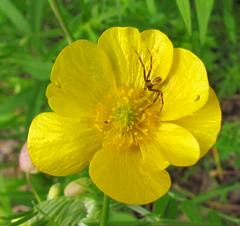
top-left (141, 29), bottom-right (173, 82)
top-left (174, 88), bottom-right (222, 157)
top-left (155, 123), bottom-right (200, 166)
top-left (89, 146), bottom-right (171, 205)
top-left (98, 27), bottom-right (173, 88)
top-left (27, 112), bottom-right (102, 176)
top-left (140, 140), bottom-right (169, 171)
top-left (160, 48), bottom-right (209, 121)
top-left (46, 40), bottom-right (116, 117)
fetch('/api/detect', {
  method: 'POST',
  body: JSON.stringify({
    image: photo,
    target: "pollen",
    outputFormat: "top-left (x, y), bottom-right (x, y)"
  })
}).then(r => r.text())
top-left (94, 87), bottom-right (162, 149)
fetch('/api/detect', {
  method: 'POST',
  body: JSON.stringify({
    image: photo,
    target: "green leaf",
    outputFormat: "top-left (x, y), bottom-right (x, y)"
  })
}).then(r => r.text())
top-left (0, 87), bottom-right (33, 115)
top-left (195, 0), bottom-right (215, 45)
top-left (216, 121), bottom-right (240, 163)
top-left (118, 219), bottom-right (212, 226)
top-left (12, 56), bottom-right (51, 80)
top-left (1, 197), bottom-right (90, 226)
top-left (24, 82), bottom-right (47, 136)
top-left (0, 0), bottom-right (31, 34)
top-left (194, 183), bottom-right (240, 203)
top-left (109, 211), bottom-right (136, 222)
top-left (153, 194), bottom-right (170, 217)
top-left (207, 210), bottom-right (224, 226)
top-left (145, 0), bottom-right (157, 15)
top-left (164, 196), bottom-right (178, 219)
top-left (176, 0), bottom-right (192, 35)
top-left (0, 176), bottom-right (11, 214)
top-left (180, 200), bottom-right (205, 223)
top-left (222, 0), bottom-right (237, 44)
top-left (29, 0), bottom-right (46, 50)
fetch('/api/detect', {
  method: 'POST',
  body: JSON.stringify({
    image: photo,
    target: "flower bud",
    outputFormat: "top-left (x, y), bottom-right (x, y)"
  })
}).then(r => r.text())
top-left (19, 143), bottom-right (38, 174)
top-left (47, 183), bottom-right (61, 200)
top-left (64, 178), bottom-right (91, 197)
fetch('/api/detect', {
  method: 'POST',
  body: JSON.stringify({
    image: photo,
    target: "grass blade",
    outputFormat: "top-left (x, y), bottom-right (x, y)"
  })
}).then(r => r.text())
top-left (0, 87), bottom-right (33, 115)
top-left (180, 200), bottom-right (205, 223)
top-left (194, 183), bottom-right (240, 203)
top-left (153, 194), bottom-right (170, 217)
top-left (222, 0), bottom-right (237, 44)
top-left (29, 0), bottom-right (46, 50)
top-left (195, 0), bottom-right (214, 45)
top-left (176, 0), bottom-right (192, 35)
top-left (0, 0), bottom-right (30, 34)
top-left (207, 210), bottom-right (224, 226)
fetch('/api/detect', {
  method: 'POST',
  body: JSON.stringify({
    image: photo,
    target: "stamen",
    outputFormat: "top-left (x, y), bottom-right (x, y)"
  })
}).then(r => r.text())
top-left (94, 87), bottom-right (162, 148)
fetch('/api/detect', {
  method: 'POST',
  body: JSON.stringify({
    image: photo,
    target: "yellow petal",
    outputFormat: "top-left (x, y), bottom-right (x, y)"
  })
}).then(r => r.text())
top-left (155, 123), bottom-right (200, 166)
top-left (46, 40), bottom-right (116, 117)
top-left (98, 27), bottom-right (173, 88)
top-left (174, 88), bottom-right (222, 157)
top-left (27, 112), bottom-right (102, 176)
top-left (140, 140), bottom-right (169, 171)
top-left (160, 48), bottom-right (209, 121)
top-left (89, 146), bottom-right (171, 205)
top-left (141, 29), bottom-right (173, 82)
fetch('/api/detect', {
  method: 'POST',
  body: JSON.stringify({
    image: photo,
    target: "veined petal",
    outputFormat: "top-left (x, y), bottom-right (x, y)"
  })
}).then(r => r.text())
top-left (98, 27), bottom-right (173, 88)
top-left (141, 29), bottom-right (173, 82)
top-left (140, 140), bottom-right (169, 171)
top-left (27, 112), bottom-right (102, 176)
top-left (46, 40), bottom-right (116, 117)
top-left (89, 146), bottom-right (171, 205)
top-left (160, 48), bottom-right (209, 121)
top-left (174, 88), bottom-right (222, 157)
top-left (155, 123), bottom-right (200, 166)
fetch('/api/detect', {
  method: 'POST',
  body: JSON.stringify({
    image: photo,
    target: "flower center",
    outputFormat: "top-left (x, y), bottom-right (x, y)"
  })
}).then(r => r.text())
top-left (115, 102), bottom-right (135, 127)
top-left (94, 87), bottom-right (162, 149)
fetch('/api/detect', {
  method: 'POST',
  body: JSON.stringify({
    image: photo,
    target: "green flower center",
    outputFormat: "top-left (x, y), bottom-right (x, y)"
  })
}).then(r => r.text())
top-left (115, 104), bottom-right (135, 127)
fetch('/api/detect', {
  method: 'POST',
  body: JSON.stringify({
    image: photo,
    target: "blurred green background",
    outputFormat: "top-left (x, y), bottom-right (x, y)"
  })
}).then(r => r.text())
top-left (0, 0), bottom-right (240, 226)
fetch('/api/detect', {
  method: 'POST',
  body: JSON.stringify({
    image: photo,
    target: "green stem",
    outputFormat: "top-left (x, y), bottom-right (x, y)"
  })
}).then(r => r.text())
top-left (26, 173), bottom-right (42, 203)
top-left (48, 0), bottom-right (74, 44)
top-left (100, 194), bottom-right (110, 226)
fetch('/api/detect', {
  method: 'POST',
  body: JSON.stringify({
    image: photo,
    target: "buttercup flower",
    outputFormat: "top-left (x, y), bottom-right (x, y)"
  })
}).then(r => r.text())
top-left (27, 27), bottom-right (221, 204)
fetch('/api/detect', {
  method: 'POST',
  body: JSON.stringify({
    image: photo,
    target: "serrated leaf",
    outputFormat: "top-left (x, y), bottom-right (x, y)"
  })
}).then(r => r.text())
top-left (0, 0), bottom-right (31, 34)
top-left (2, 197), bottom-right (91, 226)
top-left (195, 0), bottom-right (214, 45)
top-left (176, 0), bottom-right (192, 35)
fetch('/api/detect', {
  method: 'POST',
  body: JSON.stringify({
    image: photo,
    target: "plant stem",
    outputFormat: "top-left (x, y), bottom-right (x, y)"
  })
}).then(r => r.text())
top-left (48, 0), bottom-right (74, 44)
top-left (100, 194), bottom-right (110, 226)
top-left (26, 173), bottom-right (42, 203)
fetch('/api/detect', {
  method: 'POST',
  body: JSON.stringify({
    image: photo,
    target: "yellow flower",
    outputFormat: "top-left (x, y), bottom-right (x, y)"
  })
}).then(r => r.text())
top-left (27, 27), bottom-right (221, 205)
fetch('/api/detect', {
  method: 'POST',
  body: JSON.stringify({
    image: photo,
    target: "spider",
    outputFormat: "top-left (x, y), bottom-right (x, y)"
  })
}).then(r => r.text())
top-left (133, 48), bottom-right (164, 111)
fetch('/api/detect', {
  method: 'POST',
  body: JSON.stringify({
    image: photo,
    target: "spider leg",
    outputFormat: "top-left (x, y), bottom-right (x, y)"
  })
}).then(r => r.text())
top-left (158, 90), bottom-right (164, 112)
top-left (133, 49), bottom-right (147, 82)
top-left (148, 88), bottom-right (164, 112)
top-left (146, 48), bottom-right (152, 80)
top-left (149, 88), bottom-right (160, 105)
